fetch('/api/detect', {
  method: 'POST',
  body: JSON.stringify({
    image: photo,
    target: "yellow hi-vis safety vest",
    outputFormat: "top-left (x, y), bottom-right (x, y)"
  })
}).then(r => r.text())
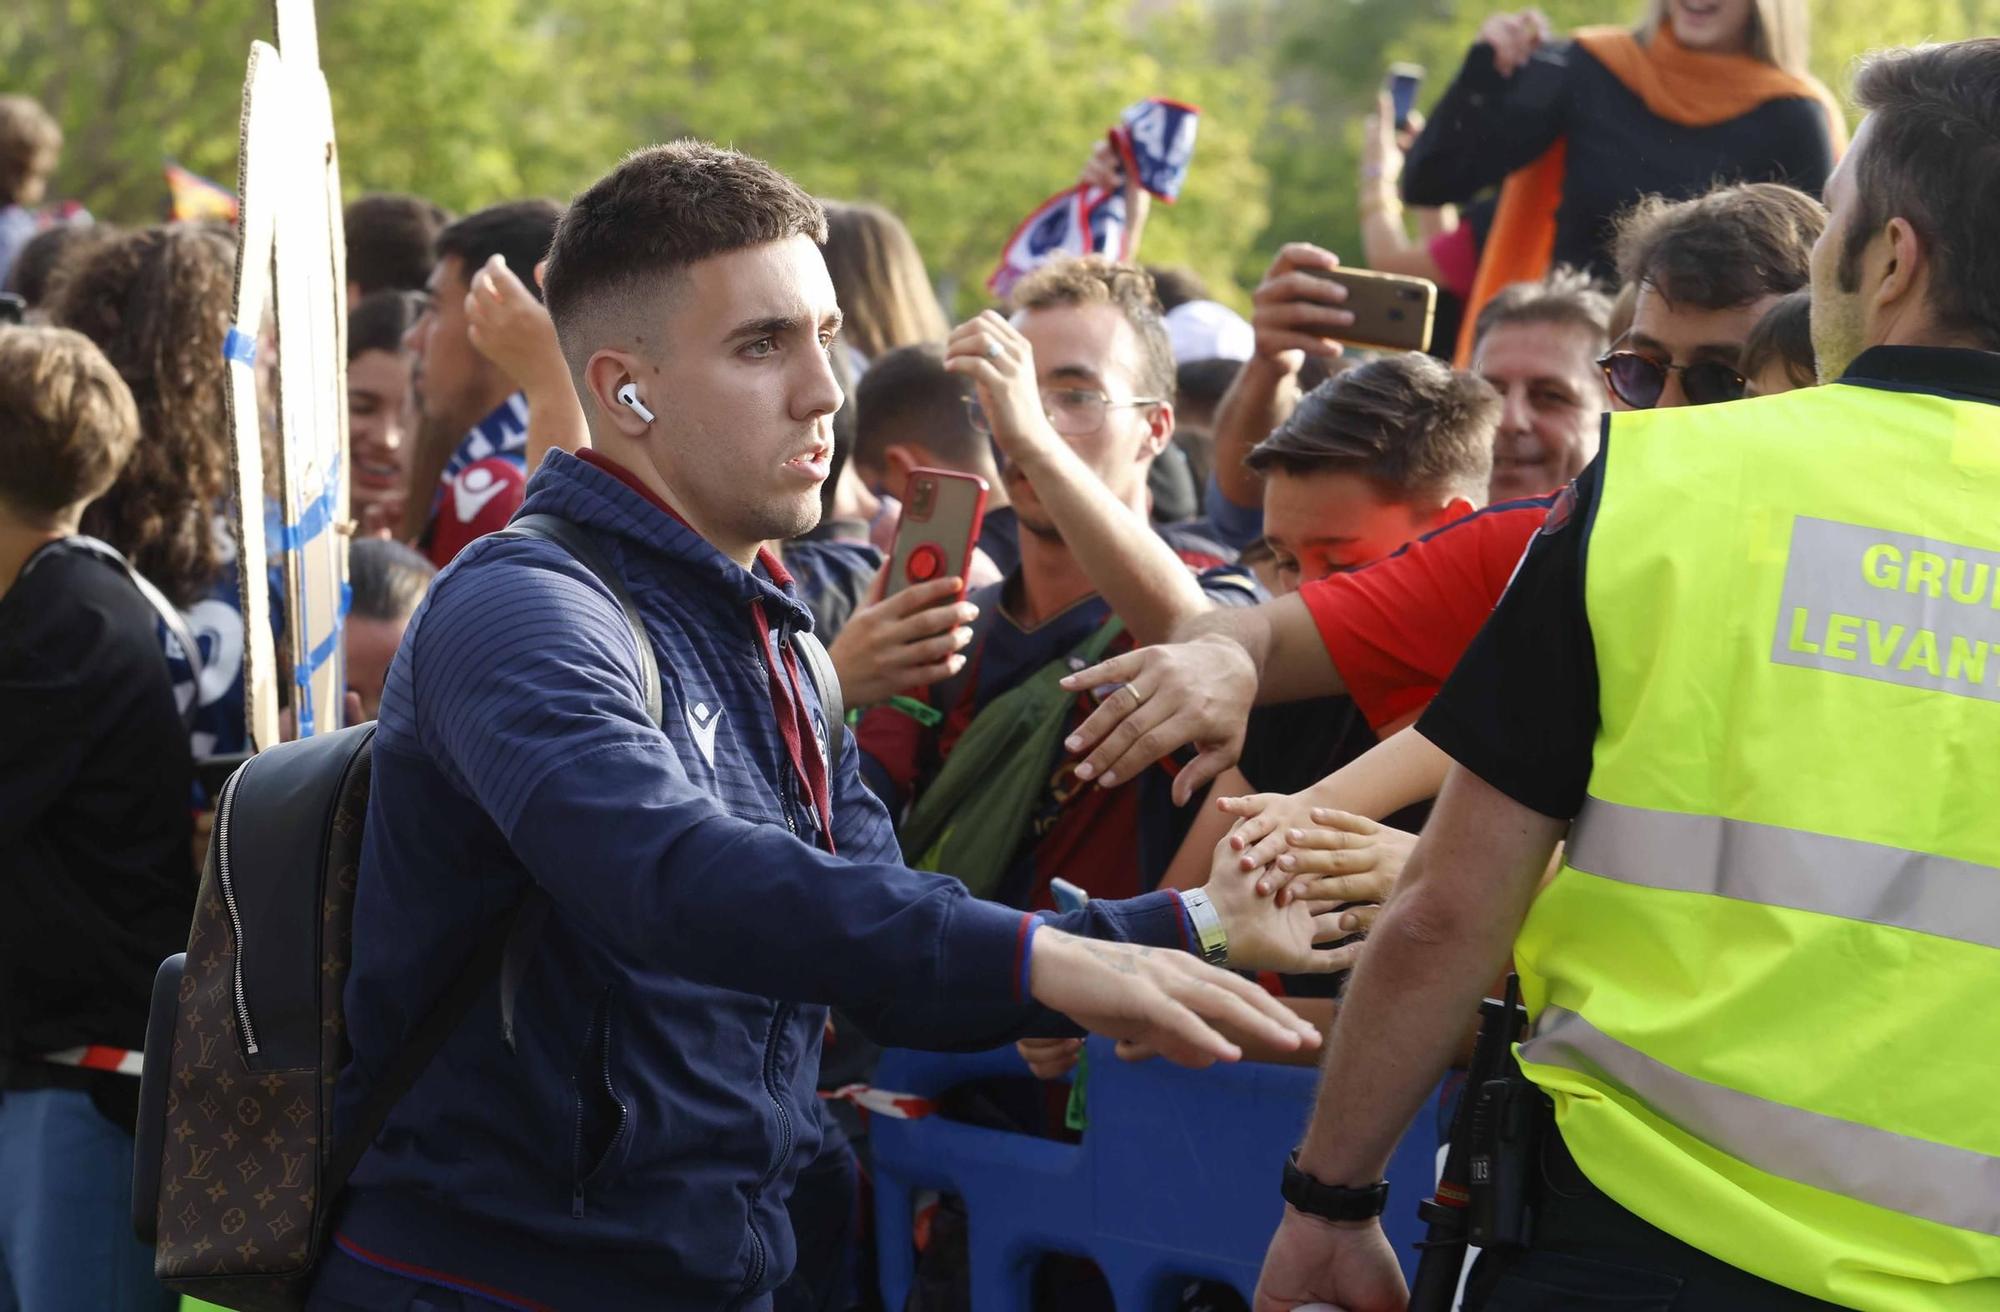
top-left (1514, 377), bottom-right (2000, 1310)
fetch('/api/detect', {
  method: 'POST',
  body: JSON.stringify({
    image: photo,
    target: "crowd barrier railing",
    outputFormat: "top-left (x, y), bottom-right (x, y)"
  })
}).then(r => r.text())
top-left (869, 1039), bottom-right (1446, 1310)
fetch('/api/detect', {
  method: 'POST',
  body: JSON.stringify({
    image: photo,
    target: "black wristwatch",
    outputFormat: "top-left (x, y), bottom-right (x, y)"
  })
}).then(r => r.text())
top-left (1281, 1150), bottom-right (1389, 1221)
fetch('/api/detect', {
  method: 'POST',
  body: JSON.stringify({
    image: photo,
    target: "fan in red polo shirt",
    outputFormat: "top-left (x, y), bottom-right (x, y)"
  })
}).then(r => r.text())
top-left (1296, 493), bottom-right (1553, 735)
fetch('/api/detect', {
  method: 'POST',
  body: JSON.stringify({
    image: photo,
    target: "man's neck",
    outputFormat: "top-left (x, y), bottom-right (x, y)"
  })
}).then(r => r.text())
top-left (581, 442), bottom-right (764, 570)
top-left (0, 513), bottom-right (71, 599)
top-left (1013, 530), bottom-right (1100, 627)
top-left (1011, 481), bottom-right (1152, 626)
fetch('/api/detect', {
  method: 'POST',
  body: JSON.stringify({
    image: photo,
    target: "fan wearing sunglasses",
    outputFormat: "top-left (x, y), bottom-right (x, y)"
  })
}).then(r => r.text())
top-left (1599, 181), bottom-right (1827, 410)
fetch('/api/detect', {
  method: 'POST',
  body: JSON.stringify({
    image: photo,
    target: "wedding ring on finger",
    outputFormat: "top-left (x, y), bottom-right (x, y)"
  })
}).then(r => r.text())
top-left (984, 340), bottom-right (1002, 360)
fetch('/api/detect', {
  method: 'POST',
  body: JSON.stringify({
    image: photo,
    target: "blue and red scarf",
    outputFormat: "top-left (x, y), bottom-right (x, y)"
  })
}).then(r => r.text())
top-left (988, 98), bottom-right (1199, 298)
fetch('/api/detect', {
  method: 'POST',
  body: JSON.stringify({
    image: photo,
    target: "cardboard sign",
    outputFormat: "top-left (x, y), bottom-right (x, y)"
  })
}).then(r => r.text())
top-left (223, 0), bottom-right (349, 748)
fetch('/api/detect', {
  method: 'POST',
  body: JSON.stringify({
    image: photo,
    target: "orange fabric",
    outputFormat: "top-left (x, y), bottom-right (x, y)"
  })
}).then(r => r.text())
top-left (1453, 26), bottom-right (1848, 364)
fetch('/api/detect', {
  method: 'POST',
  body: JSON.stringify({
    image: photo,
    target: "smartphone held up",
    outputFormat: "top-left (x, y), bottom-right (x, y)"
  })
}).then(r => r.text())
top-left (1387, 62), bottom-right (1425, 130)
top-left (885, 469), bottom-right (987, 602)
top-left (1299, 267), bottom-right (1437, 355)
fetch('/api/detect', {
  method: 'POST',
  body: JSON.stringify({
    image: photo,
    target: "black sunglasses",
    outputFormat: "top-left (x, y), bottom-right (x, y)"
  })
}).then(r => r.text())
top-left (1597, 351), bottom-right (1748, 409)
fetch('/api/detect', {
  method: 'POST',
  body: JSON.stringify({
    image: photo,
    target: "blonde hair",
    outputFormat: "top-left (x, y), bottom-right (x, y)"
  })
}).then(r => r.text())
top-left (1010, 255), bottom-right (1177, 400)
top-left (1638, 0), bottom-right (1810, 77)
top-left (820, 202), bottom-right (947, 362)
top-left (0, 324), bottom-right (140, 520)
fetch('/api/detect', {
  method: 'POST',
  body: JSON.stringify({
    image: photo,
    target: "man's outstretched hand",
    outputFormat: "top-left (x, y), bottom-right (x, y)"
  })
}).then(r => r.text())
top-left (1058, 635), bottom-right (1258, 805)
top-left (1028, 928), bottom-right (1319, 1067)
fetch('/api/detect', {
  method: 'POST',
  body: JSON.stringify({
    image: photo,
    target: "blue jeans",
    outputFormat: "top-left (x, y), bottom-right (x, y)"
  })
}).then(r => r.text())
top-left (0, 1086), bottom-right (176, 1312)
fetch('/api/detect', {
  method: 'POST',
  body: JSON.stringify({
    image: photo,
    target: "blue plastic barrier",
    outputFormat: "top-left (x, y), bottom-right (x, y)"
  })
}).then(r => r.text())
top-left (870, 1039), bottom-right (1446, 1310)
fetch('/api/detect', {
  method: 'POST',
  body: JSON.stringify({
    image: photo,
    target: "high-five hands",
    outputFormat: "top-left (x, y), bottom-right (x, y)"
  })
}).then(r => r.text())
top-left (1029, 928), bottom-right (1321, 1067)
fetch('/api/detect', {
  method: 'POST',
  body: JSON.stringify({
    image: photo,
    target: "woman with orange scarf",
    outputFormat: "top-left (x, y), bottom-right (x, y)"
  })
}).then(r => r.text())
top-left (1402, 0), bottom-right (1847, 361)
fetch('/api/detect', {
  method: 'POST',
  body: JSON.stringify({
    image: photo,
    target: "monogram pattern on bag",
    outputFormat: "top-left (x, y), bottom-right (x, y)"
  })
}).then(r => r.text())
top-left (155, 746), bottom-right (370, 1304)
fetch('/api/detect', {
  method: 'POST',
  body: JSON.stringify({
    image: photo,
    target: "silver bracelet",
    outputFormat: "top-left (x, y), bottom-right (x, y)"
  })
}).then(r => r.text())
top-left (1181, 888), bottom-right (1230, 967)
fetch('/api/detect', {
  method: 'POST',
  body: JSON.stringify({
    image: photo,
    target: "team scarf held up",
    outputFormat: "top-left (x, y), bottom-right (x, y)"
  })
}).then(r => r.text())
top-left (1453, 23), bottom-right (1847, 363)
top-left (987, 97), bottom-right (1199, 299)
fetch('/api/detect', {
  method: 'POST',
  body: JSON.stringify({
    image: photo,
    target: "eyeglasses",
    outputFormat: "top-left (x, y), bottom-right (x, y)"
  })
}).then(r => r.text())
top-left (1596, 351), bottom-right (1748, 410)
top-left (964, 387), bottom-right (1165, 438)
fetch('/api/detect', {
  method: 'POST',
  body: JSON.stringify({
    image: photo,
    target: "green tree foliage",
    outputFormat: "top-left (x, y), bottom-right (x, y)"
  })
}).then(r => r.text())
top-left (3, 0), bottom-right (1988, 311)
top-left (4, 0), bottom-right (1268, 312)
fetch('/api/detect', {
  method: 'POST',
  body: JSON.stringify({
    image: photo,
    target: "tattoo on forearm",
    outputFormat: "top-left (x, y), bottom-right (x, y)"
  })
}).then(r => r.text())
top-left (1083, 942), bottom-right (1148, 975)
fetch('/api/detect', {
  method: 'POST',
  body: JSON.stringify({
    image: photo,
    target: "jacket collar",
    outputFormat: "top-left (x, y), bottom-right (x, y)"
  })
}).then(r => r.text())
top-left (516, 449), bottom-right (815, 631)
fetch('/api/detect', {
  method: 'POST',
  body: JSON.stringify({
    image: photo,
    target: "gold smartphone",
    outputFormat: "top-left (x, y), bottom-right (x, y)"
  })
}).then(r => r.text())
top-left (1300, 267), bottom-right (1437, 354)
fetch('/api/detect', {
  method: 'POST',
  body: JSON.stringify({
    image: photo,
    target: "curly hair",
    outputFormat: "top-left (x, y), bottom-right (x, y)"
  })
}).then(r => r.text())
top-left (50, 224), bottom-right (235, 607)
top-left (1008, 256), bottom-right (1176, 401)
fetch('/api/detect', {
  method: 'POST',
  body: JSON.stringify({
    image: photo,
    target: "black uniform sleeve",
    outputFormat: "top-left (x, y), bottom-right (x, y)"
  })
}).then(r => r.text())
top-left (1402, 40), bottom-right (1573, 207)
top-left (1417, 454), bottom-right (1602, 820)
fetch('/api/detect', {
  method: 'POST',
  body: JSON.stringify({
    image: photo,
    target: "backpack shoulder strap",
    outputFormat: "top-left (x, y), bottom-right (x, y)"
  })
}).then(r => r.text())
top-left (500, 514), bottom-right (662, 726)
top-left (60, 535), bottom-right (205, 729)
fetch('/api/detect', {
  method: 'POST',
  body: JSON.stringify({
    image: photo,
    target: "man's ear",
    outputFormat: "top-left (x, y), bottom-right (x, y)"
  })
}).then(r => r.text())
top-left (1137, 401), bottom-right (1175, 462)
top-left (1874, 216), bottom-right (1924, 317)
top-left (1427, 495), bottom-right (1478, 532)
top-left (584, 350), bottom-right (654, 439)
top-left (882, 445), bottom-right (926, 499)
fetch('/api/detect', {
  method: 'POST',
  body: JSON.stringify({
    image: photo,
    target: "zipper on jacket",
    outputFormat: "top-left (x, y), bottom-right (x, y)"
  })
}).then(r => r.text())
top-left (743, 1001), bottom-right (796, 1294)
top-left (213, 767), bottom-right (258, 1055)
top-left (571, 992), bottom-right (629, 1219)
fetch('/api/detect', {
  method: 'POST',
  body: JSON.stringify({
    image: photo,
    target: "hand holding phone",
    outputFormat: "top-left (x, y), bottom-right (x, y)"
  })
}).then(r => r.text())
top-left (1298, 267), bottom-right (1436, 354)
top-left (1248, 243), bottom-right (1357, 368)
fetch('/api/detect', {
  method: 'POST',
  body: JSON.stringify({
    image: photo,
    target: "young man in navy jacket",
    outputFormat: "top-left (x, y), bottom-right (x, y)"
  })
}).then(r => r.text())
top-left (315, 143), bottom-right (1338, 1312)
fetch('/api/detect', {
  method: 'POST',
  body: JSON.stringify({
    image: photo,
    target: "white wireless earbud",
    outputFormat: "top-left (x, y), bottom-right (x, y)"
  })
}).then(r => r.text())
top-left (616, 382), bottom-right (656, 424)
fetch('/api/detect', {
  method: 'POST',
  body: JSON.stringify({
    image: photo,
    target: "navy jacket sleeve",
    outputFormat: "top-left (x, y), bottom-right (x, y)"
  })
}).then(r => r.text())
top-left (829, 724), bottom-right (1193, 1049)
top-left (415, 543), bottom-right (1188, 1034)
top-left (1402, 40), bottom-right (1572, 207)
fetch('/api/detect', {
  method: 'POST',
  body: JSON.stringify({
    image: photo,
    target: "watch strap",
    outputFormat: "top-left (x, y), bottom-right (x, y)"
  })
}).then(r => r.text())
top-left (1281, 1151), bottom-right (1389, 1222)
top-left (1179, 888), bottom-right (1229, 966)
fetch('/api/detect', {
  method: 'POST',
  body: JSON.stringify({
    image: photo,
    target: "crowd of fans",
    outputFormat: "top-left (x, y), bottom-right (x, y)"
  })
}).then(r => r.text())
top-left (2, 3), bottom-right (1994, 1309)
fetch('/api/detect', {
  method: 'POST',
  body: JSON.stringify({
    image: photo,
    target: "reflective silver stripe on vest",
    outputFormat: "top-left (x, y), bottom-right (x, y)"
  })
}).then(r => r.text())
top-left (1522, 1006), bottom-right (2000, 1236)
top-left (1567, 798), bottom-right (2000, 952)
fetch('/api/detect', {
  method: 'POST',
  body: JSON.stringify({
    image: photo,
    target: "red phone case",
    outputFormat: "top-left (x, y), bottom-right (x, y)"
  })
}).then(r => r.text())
top-left (885, 469), bottom-right (989, 601)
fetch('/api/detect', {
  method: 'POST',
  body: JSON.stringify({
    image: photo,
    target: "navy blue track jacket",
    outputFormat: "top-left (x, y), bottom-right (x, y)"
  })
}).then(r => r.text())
top-left (330, 451), bottom-right (1193, 1310)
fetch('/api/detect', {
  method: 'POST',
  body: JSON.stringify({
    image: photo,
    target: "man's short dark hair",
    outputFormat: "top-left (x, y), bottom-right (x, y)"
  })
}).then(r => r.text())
top-left (853, 343), bottom-right (980, 473)
top-left (1473, 266), bottom-right (1615, 359)
top-left (344, 193), bottom-right (450, 297)
top-left (1841, 39), bottom-right (2000, 350)
top-left (1246, 353), bottom-right (1497, 506)
top-left (541, 141), bottom-right (826, 372)
top-left (348, 536), bottom-right (437, 622)
top-left (1742, 290), bottom-right (1817, 389)
top-left (1175, 357), bottom-right (1242, 417)
top-left (1614, 182), bottom-right (1825, 310)
top-left (1146, 265), bottom-right (1209, 313)
top-left (347, 289), bottom-right (422, 362)
top-left (435, 199), bottom-right (563, 302)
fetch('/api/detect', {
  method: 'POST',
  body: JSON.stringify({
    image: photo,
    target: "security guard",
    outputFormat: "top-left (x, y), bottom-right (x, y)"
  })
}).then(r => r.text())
top-left (1252, 37), bottom-right (2000, 1312)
